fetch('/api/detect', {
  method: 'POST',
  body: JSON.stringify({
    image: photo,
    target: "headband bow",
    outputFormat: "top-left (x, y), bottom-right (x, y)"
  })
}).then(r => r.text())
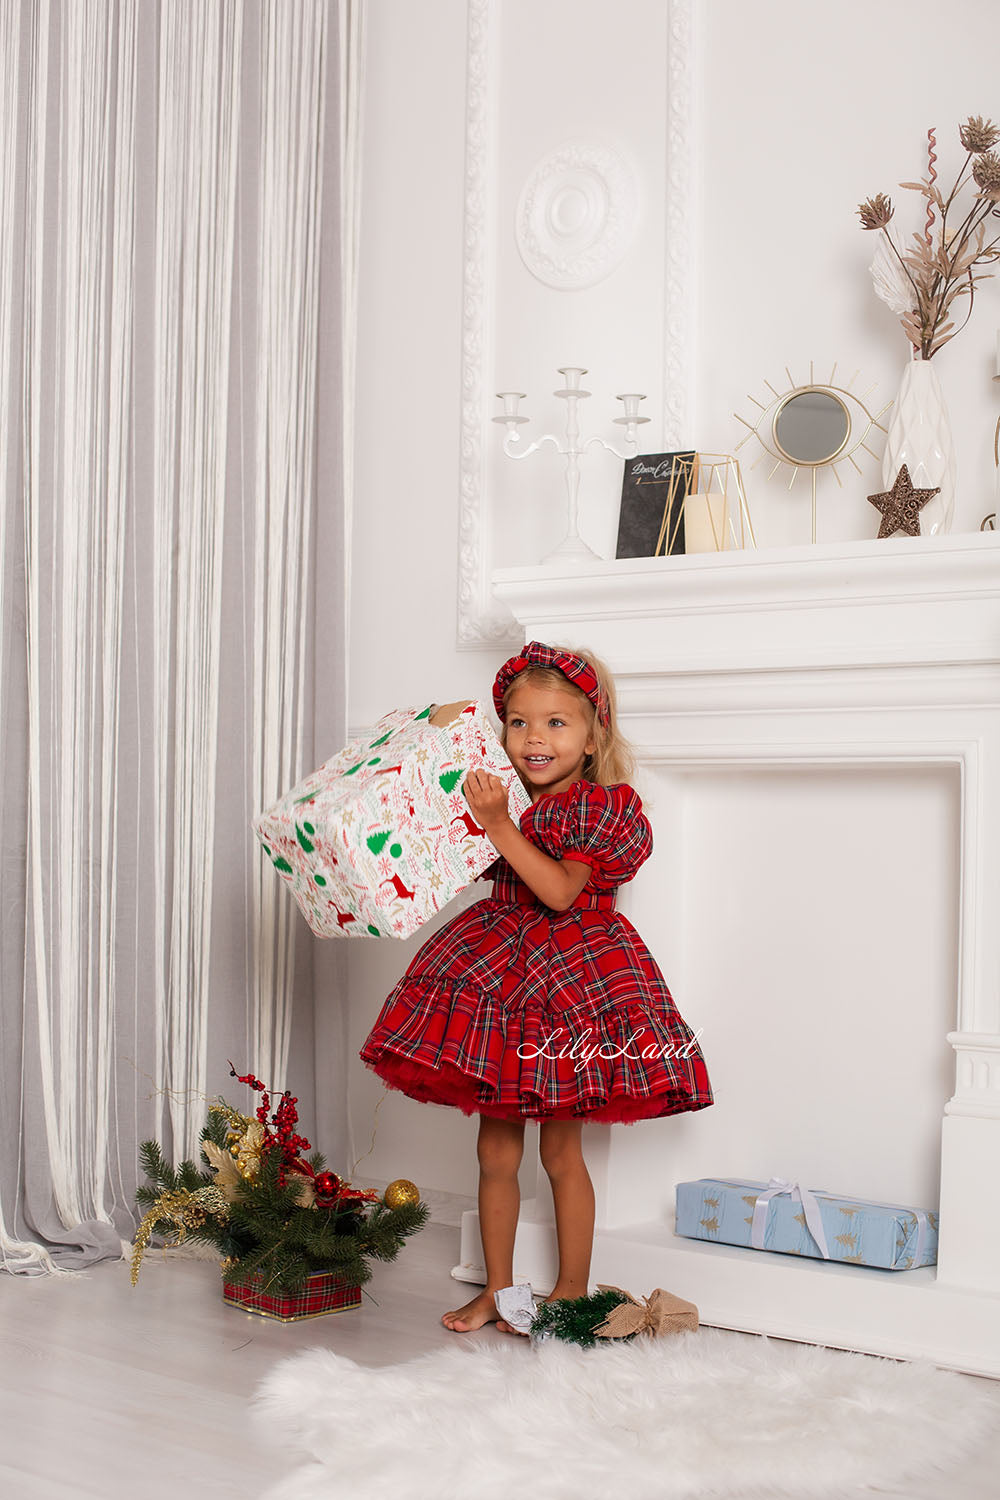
top-left (492, 641), bottom-right (610, 728)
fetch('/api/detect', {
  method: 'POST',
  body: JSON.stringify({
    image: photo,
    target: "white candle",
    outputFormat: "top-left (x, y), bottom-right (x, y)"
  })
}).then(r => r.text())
top-left (995, 330), bottom-right (1000, 379)
top-left (685, 492), bottom-right (732, 553)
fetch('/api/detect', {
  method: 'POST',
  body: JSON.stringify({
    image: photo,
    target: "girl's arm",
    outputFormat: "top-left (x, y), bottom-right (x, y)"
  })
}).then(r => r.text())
top-left (463, 771), bottom-right (592, 912)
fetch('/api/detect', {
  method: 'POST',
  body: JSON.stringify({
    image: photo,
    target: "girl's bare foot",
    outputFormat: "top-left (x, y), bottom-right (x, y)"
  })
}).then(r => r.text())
top-left (441, 1289), bottom-right (502, 1332)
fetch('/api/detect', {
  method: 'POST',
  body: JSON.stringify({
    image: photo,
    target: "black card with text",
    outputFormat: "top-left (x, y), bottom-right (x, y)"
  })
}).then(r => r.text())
top-left (615, 451), bottom-right (697, 558)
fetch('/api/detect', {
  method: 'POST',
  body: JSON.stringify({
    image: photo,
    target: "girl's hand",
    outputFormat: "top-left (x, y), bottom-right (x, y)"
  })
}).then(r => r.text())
top-left (463, 770), bottom-right (511, 834)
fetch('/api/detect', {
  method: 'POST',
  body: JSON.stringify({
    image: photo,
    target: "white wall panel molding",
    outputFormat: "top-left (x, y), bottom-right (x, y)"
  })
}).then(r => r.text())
top-left (456, 0), bottom-right (696, 647)
top-left (663, 0), bottom-right (695, 448)
top-left (457, 0), bottom-right (510, 647)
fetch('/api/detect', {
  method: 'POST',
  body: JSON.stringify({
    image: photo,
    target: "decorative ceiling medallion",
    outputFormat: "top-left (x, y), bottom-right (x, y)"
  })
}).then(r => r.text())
top-left (515, 143), bottom-right (639, 290)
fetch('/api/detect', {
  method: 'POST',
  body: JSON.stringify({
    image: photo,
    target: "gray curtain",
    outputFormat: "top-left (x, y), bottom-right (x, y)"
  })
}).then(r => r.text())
top-left (0, 0), bottom-right (347, 1273)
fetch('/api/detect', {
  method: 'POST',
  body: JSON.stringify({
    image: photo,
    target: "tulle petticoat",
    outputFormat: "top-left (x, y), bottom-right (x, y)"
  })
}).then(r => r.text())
top-left (359, 897), bottom-right (713, 1125)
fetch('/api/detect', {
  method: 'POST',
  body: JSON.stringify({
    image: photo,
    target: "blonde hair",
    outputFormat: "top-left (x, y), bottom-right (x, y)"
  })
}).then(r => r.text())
top-left (498, 644), bottom-right (635, 788)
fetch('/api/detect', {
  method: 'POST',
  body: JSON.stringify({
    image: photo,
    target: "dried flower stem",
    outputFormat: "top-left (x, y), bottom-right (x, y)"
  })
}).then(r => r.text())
top-left (860, 117), bottom-right (1000, 358)
top-left (924, 127), bottom-right (937, 251)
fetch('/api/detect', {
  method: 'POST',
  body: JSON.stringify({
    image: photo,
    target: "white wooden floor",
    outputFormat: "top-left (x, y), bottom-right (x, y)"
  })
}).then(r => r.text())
top-left (1, 1221), bottom-right (998, 1500)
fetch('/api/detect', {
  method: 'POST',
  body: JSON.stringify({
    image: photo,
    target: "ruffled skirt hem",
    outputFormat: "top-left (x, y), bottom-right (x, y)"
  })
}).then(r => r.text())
top-left (360, 1047), bottom-right (714, 1125)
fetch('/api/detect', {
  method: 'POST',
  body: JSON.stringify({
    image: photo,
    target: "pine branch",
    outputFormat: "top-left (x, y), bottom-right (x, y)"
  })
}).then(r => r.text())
top-left (138, 1140), bottom-right (178, 1191)
top-left (177, 1160), bottom-right (210, 1192)
top-left (360, 1200), bottom-right (431, 1260)
top-left (221, 1244), bottom-right (274, 1287)
top-left (303, 1233), bottom-right (366, 1265)
top-left (530, 1289), bottom-right (631, 1348)
top-left (200, 1106), bottom-right (235, 1152)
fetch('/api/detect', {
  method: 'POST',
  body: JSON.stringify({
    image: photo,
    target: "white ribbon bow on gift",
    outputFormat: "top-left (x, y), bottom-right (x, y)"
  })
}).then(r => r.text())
top-left (750, 1176), bottom-right (831, 1259)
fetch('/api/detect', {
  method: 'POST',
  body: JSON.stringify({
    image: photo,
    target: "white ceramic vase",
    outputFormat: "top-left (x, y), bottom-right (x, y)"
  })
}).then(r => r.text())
top-left (880, 356), bottom-right (956, 536)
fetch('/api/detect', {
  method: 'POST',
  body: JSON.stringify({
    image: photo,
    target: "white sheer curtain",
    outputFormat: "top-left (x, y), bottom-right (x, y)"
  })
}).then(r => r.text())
top-left (0, 0), bottom-right (350, 1274)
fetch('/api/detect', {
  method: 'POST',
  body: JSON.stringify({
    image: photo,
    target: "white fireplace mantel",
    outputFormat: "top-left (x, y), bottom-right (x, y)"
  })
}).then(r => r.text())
top-left (452, 530), bottom-right (1000, 1376)
top-left (492, 530), bottom-right (1000, 676)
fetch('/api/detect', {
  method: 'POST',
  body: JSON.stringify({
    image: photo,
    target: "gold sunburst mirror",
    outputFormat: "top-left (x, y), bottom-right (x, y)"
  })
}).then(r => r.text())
top-left (734, 364), bottom-right (891, 542)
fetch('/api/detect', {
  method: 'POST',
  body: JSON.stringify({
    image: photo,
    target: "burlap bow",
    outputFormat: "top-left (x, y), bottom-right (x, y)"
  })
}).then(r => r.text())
top-left (592, 1284), bottom-right (699, 1339)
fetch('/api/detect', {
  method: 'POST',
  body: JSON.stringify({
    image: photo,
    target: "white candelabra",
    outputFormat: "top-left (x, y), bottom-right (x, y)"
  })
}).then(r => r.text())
top-left (493, 366), bottom-right (649, 563)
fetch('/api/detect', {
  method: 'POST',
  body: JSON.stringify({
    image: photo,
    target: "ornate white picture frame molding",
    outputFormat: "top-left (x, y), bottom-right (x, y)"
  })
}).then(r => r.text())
top-left (455, 0), bottom-right (698, 648)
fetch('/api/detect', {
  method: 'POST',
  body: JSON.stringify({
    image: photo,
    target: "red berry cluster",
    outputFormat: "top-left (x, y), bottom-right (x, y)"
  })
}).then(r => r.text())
top-left (229, 1063), bottom-right (312, 1183)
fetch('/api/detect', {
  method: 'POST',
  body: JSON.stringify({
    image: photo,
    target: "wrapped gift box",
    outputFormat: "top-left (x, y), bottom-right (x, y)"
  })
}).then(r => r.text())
top-left (254, 699), bottom-right (530, 940)
top-left (223, 1270), bottom-right (362, 1321)
top-left (674, 1177), bottom-right (938, 1271)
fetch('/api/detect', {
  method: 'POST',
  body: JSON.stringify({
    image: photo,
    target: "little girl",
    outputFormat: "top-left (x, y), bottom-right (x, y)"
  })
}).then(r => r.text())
top-left (359, 641), bottom-right (712, 1333)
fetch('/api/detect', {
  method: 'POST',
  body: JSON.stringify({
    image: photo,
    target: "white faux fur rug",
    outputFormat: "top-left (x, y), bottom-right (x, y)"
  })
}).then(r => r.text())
top-left (253, 1326), bottom-right (998, 1500)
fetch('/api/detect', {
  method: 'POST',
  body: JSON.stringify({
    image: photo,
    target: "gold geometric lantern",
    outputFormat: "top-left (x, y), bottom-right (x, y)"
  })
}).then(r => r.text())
top-left (653, 452), bottom-right (757, 556)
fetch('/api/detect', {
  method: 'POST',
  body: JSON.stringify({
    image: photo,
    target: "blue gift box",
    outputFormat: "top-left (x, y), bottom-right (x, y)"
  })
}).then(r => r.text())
top-left (674, 1177), bottom-right (938, 1271)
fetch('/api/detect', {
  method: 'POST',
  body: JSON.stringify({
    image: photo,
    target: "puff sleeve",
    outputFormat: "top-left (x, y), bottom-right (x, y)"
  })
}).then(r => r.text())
top-left (559, 783), bottom-right (653, 889)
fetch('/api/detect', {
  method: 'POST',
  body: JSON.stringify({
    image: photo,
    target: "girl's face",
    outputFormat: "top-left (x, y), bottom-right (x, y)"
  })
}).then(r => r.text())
top-left (503, 680), bottom-right (595, 802)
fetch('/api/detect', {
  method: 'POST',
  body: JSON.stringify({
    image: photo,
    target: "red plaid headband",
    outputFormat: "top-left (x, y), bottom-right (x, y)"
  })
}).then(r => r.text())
top-left (492, 641), bottom-right (610, 728)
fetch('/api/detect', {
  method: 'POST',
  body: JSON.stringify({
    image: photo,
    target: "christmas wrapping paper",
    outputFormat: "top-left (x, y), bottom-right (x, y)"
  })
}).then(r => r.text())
top-left (254, 700), bottom-right (531, 940)
top-left (674, 1176), bottom-right (938, 1271)
top-left (223, 1271), bottom-right (362, 1321)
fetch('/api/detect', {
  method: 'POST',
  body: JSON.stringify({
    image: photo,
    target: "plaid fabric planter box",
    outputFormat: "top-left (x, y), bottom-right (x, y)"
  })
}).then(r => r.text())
top-left (222, 1270), bottom-right (363, 1322)
top-left (674, 1177), bottom-right (938, 1271)
top-left (254, 700), bottom-right (530, 940)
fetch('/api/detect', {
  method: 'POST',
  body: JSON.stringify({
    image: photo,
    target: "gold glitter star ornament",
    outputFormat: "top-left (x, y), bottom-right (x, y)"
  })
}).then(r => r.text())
top-left (867, 463), bottom-right (940, 538)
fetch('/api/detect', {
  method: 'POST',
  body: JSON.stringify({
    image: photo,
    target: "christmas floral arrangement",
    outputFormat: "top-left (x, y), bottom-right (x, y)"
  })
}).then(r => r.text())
top-left (858, 116), bottom-right (1000, 358)
top-left (494, 1283), bottom-right (700, 1346)
top-left (529, 1286), bottom-right (699, 1346)
top-left (132, 1064), bottom-right (428, 1298)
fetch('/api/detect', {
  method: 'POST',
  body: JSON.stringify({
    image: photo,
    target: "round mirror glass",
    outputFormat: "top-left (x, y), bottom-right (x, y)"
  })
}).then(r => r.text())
top-left (773, 390), bottom-right (850, 465)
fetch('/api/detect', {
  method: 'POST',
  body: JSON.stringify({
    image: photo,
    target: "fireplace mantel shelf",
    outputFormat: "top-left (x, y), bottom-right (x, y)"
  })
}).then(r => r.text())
top-left (492, 530), bottom-right (1000, 679)
top-left (493, 528), bottom-right (1000, 614)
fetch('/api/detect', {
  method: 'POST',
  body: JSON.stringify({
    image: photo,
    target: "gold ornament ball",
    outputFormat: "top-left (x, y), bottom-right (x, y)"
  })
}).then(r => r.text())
top-left (384, 1178), bottom-right (420, 1209)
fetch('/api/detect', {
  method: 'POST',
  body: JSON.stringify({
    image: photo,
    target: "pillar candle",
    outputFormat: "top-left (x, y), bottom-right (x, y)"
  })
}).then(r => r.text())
top-left (684, 492), bottom-right (733, 553)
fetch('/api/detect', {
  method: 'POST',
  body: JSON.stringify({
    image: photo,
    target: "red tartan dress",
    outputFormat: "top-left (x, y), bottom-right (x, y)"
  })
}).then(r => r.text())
top-left (358, 779), bottom-right (713, 1123)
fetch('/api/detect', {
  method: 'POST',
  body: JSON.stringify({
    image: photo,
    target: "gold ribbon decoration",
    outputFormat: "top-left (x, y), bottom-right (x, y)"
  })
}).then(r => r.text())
top-left (130, 1184), bottom-right (230, 1287)
top-left (592, 1284), bottom-right (699, 1339)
